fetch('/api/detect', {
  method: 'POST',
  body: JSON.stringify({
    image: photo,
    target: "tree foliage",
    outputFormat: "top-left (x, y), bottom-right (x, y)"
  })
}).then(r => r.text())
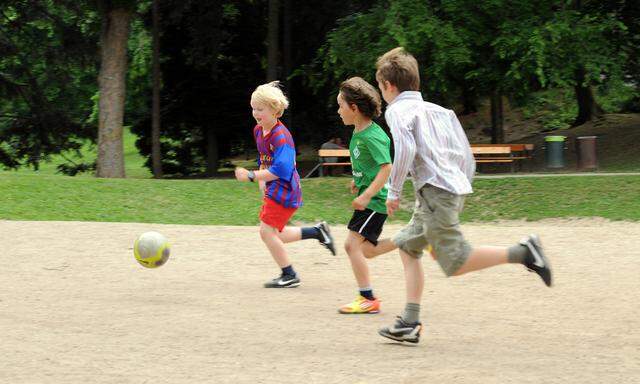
top-left (0, 0), bottom-right (99, 170)
top-left (0, 0), bottom-right (636, 175)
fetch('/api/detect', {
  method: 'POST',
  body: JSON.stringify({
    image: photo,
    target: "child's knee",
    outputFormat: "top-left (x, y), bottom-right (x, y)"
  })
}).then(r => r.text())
top-left (344, 238), bottom-right (356, 255)
top-left (259, 225), bottom-right (276, 241)
top-left (362, 248), bottom-right (375, 259)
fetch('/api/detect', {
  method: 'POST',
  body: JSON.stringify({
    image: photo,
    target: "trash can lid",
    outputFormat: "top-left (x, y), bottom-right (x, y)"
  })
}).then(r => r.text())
top-left (577, 136), bottom-right (597, 139)
top-left (545, 135), bottom-right (566, 142)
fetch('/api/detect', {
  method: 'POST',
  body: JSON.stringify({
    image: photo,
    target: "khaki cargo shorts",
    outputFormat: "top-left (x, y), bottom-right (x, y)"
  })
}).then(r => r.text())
top-left (392, 184), bottom-right (471, 276)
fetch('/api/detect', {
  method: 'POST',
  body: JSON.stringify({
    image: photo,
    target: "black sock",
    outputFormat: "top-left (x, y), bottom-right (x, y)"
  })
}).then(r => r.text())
top-left (359, 288), bottom-right (375, 300)
top-left (281, 265), bottom-right (296, 277)
top-left (301, 227), bottom-right (320, 240)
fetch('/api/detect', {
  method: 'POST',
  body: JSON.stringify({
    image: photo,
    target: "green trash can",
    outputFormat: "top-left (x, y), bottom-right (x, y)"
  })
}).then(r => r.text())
top-left (544, 135), bottom-right (566, 169)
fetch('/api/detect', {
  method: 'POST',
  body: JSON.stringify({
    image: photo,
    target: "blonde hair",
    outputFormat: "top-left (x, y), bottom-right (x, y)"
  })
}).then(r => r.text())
top-left (339, 77), bottom-right (382, 118)
top-left (251, 81), bottom-right (289, 117)
top-left (375, 47), bottom-right (420, 92)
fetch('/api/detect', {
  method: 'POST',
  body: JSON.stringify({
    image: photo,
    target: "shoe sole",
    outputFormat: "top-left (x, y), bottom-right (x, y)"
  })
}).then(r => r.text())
top-left (378, 330), bottom-right (419, 343)
top-left (338, 309), bottom-right (380, 314)
top-left (264, 282), bottom-right (301, 288)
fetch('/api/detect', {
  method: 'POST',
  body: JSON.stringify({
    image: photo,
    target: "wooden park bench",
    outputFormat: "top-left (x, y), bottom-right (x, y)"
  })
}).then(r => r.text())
top-left (304, 149), bottom-right (351, 178)
top-left (470, 143), bottom-right (534, 172)
top-left (304, 143), bottom-right (535, 177)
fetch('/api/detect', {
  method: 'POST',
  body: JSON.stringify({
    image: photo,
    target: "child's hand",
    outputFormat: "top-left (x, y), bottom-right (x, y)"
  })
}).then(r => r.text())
top-left (352, 194), bottom-right (370, 211)
top-left (234, 167), bottom-right (249, 181)
top-left (386, 198), bottom-right (400, 216)
top-left (259, 180), bottom-right (266, 194)
top-left (349, 180), bottom-right (358, 194)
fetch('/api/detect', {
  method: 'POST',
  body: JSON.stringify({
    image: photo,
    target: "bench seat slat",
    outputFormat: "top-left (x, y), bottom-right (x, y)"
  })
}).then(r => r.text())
top-left (318, 149), bottom-right (350, 157)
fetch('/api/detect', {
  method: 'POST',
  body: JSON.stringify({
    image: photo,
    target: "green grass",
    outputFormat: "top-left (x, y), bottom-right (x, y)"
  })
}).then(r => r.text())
top-left (2, 173), bottom-right (639, 225)
top-left (461, 176), bottom-right (640, 222)
top-left (8, 128), bottom-right (152, 179)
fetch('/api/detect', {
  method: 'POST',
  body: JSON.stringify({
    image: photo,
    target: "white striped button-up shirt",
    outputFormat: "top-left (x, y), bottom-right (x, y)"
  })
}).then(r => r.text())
top-left (385, 91), bottom-right (475, 200)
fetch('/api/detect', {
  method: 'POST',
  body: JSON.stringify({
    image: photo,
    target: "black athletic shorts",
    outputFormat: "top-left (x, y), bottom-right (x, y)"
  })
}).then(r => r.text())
top-left (347, 208), bottom-right (388, 245)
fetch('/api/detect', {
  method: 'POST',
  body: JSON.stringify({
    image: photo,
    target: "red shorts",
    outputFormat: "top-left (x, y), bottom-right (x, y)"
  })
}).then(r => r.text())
top-left (259, 197), bottom-right (297, 232)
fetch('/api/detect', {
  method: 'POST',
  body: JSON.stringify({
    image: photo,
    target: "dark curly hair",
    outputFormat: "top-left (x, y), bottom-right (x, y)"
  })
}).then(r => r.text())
top-left (339, 77), bottom-right (382, 119)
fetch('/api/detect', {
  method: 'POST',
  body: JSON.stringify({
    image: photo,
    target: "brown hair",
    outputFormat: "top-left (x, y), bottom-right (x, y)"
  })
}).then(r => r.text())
top-left (375, 47), bottom-right (420, 92)
top-left (339, 77), bottom-right (382, 118)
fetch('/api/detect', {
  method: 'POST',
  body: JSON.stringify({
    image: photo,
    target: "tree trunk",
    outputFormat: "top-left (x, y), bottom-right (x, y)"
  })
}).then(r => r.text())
top-left (96, 6), bottom-right (131, 178)
top-left (266, 0), bottom-right (280, 81)
top-left (282, 0), bottom-right (292, 128)
top-left (572, 66), bottom-right (603, 127)
top-left (151, 0), bottom-right (163, 178)
top-left (461, 86), bottom-right (477, 115)
top-left (490, 91), bottom-right (504, 144)
top-left (205, 128), bottom-right (218, 177)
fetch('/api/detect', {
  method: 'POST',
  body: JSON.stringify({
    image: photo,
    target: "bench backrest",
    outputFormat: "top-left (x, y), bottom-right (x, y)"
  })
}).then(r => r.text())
top-left (318, 149), bottom-right (350, 157)
top-left (471, 143), bottom-right (534, 151)
top-left (471, 146), bottom-right (512, 155)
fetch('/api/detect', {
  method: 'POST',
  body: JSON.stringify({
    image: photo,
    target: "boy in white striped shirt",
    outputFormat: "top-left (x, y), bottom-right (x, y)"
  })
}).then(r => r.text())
top-left (375, 47), bottom-right (553, 344)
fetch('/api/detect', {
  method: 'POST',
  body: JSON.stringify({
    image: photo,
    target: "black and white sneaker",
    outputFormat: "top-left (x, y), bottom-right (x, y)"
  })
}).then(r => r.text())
top-left (521, 234), bottom-right (552, 287)
top-left (378, 316), bottom-right (423, 343)
top-left (315, 221), bottom-right (336, 256)
top-left (263, 274), bottom-right (300, 288)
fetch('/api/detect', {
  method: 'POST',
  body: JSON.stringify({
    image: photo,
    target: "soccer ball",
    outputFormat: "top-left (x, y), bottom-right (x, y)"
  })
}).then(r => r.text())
top-left (134, 231), bottom-right (170, 268)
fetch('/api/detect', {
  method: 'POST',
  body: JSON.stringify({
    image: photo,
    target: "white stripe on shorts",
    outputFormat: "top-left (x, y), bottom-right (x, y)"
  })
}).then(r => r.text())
top-left (358, 211), bottom-right (376, 234)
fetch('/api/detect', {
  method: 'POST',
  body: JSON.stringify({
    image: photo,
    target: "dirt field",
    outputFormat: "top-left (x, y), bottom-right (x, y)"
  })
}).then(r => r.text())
top-left (1, 219), bottom-right (638, 383)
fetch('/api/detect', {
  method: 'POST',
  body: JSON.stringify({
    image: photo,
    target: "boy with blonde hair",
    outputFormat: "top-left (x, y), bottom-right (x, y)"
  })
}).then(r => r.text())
top-left (235, 81), bottom-right (335, 288)
top-left (375, 48), bottom-right (552, 343)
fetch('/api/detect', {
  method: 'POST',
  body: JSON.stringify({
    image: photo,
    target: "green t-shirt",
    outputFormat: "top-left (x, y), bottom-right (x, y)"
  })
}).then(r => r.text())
top-left (349, 122), bottom-right (392, 214)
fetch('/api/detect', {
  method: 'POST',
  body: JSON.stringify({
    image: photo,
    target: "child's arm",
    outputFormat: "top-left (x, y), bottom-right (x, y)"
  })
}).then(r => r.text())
top-left (236, 128), bottom-right (296, 184)
top-left (258, 164), bottom-right (266, 193)
top-left (386, 109), bottom-right (416, 215)
top-left (352, 163), bottom-right (391, 210)
top-left (234, 167), bottom-right (279, 182)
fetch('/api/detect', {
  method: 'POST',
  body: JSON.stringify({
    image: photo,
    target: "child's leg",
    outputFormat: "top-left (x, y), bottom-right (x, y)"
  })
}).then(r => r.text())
top-left (378, 210), bottom-right (427, 342)
top-left (344, 231), bottom-right (371, 289)
top-left (259, 221), bottom-right (291, 268)
top-left (400, 249), bottom-right (424, 304)
top-left (275, 227), bottom-right (302, 243)
top-left (452, 246), bottom-right (508, 275)
top-left (274, 225), bottom-right (331, 247)
top-left (339, 231), bottom-right (381, 314)
top-left (274, 223), bottom-right (335, 255)
top-left (378, 249), bottom-right (424, 342)
top-left (361, 238), bottom-right (397, 259)
top-left (450, 237), bottom-right (552, 286)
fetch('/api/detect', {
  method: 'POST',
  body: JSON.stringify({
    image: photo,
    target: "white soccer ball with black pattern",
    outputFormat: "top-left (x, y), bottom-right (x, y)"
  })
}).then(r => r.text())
top-left (134, 231), bottom-right (170, 268)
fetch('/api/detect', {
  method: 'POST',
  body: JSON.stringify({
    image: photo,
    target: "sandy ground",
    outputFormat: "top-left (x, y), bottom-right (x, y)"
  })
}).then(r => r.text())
top-left (1, 219), bottom-right (639, 384)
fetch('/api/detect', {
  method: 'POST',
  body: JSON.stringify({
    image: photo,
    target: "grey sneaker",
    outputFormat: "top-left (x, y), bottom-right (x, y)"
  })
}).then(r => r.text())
top-left (263, 274), bottom-right (300, 288)
top-left (378, 316), bottom-right (423, 343)
top-left (315, 221), bottom-right (336, 256)
top-left (521, 234), bottom-right (552, 287)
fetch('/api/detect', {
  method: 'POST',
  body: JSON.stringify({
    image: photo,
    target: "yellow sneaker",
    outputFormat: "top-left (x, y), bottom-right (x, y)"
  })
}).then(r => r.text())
top-left (338, 295), bottom-right (381, 314)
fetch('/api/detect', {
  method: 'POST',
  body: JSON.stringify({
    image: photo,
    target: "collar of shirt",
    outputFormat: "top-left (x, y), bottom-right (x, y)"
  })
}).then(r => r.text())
top-left (389, 91), bottom-right (423, 106)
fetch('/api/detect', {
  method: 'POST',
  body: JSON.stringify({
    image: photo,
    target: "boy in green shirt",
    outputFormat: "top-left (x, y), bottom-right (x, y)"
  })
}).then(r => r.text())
top-left (336, 77), bottom-right (393, 314)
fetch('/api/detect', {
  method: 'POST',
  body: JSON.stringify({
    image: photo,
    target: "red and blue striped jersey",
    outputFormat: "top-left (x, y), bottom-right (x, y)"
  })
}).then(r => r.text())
top-left (254, 121), bottom-right (302, 208)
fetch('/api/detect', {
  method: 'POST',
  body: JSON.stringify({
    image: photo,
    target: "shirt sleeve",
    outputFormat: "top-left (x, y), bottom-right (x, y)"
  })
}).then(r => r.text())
top-left (367, 131), bottom-right (392, 166)
top-left (386, 108), bottom-right (415, 201)
top-left (267, 130), bottom-right (295, 181)
top-left (449, 110), bottom-right (475, 183)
